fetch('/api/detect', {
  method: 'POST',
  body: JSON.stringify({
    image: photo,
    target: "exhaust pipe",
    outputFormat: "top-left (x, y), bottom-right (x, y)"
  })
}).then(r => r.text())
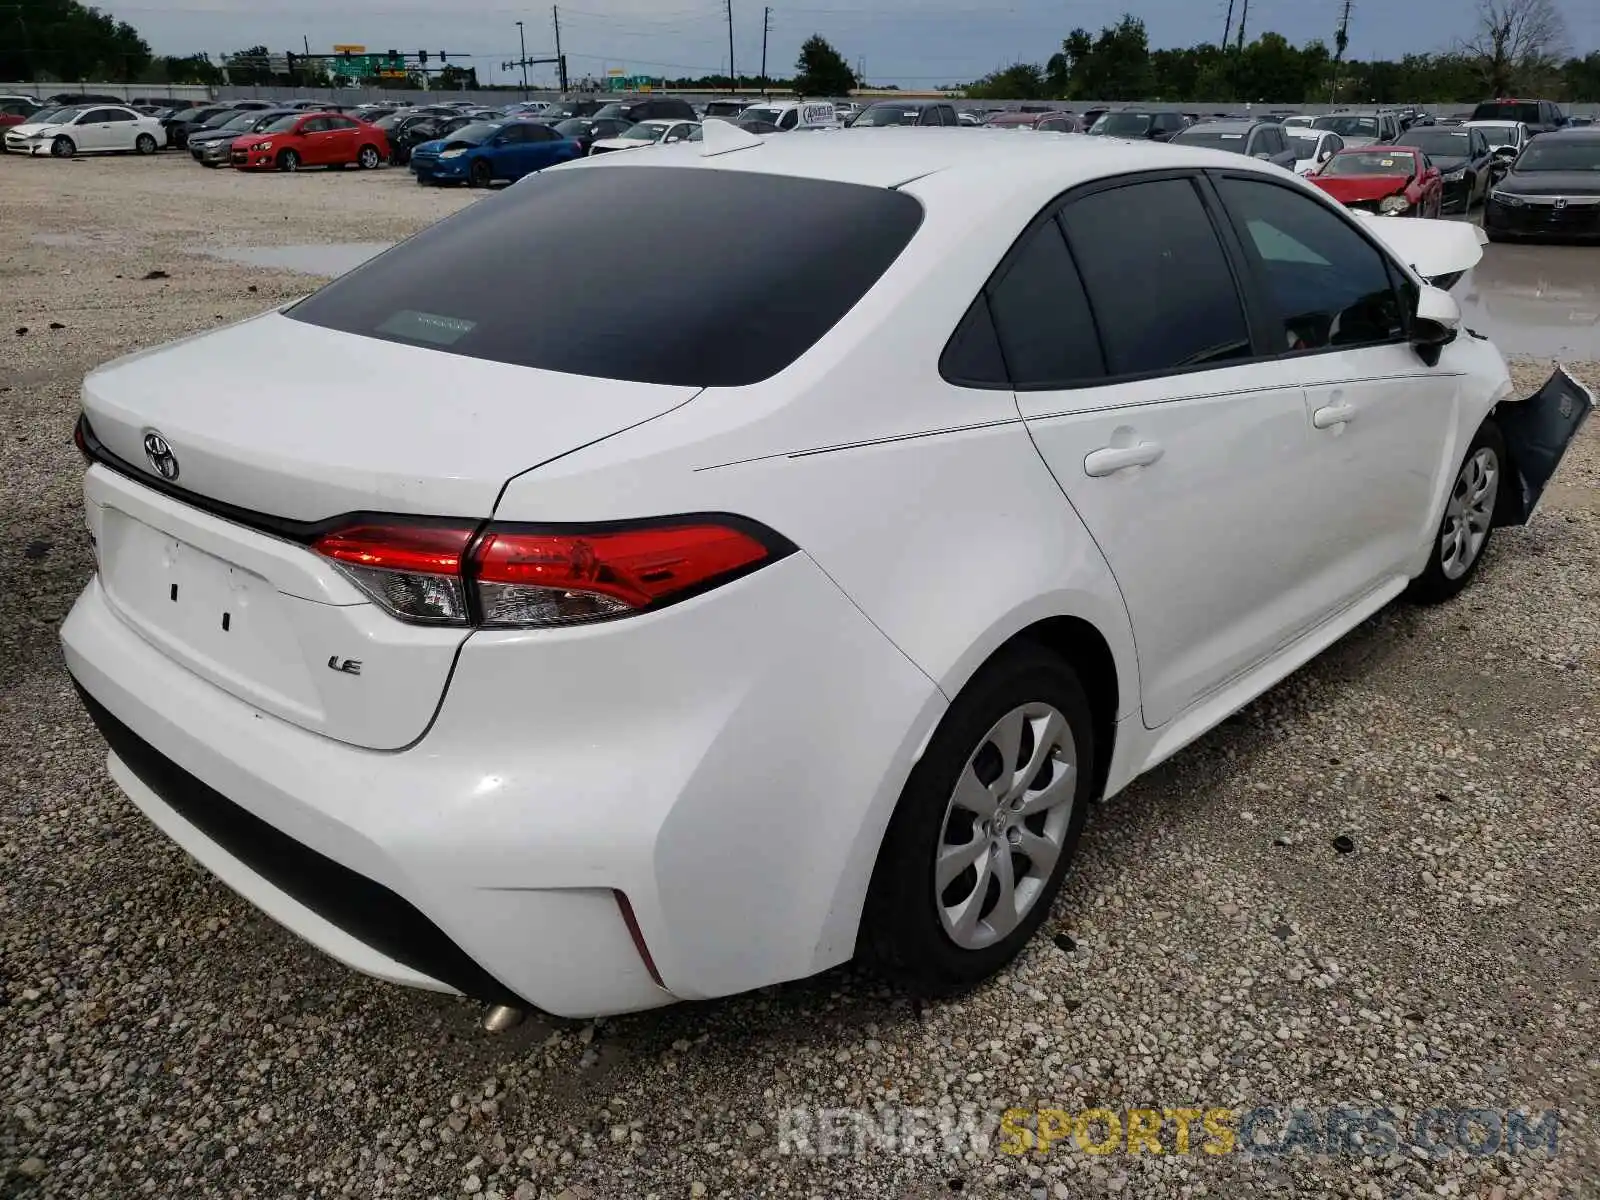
top-left (482, 1004), bottom-right (526, 1033)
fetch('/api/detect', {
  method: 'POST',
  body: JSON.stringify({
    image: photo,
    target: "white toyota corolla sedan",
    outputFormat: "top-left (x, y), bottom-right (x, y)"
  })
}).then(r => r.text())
top-left (3, 103), bottom-right (163, 157)
top-left (62, 126), bottom-right (1591, 1019)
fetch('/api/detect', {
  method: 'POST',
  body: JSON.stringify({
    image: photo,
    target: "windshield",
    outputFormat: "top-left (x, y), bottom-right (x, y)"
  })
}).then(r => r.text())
top-left (1514, 140), bottom-right (1600, 171)
top-left (621, 124), bottom-right (664, 141)
top-left (447, 122), bottom-right (501, 144)
top-left (739, 106), bottom-right (783, 125)
top-left (1093, 112), bottom-right (1153, 136)
top-left (855, 105), bottom-right (921, 127)
top-left (1322, 150), bottom-right (1414, 176)
top-left (1397, 130), bottom-right (1470, 157)
top-left (288, 167), bottom-right (924, 388)
top-left (1313, 115), bottom-right (1379, 136)
top-left (373, 113), bottom-right (403, 131)
top-left (1287, 132), bottom-right (1323, 152)
top-left (704, 101), bottom-right (747, 116)
top-left (169, 107), bottom-right (203, 122)
top-left (219, 112), bottom-right (260, 131)
top-left (1471, 122), bottom-right (1518, 139)
top-left (592, 103), bottom-right (625, 120)
top-left (259, 114), bottom-right (301, 134)
top-left (1173, 128), bottom-right (1250, 151)
top-left (202, 110), bottom-right (242, 128)
top-left (552, 118), bottom-right (592, 137)
top-left (1472, 101), bottom-right (1540, 124)
top-left (29, 106), bottom-right (81, 125)
top-left (540, 104), bottom-right (580, 118)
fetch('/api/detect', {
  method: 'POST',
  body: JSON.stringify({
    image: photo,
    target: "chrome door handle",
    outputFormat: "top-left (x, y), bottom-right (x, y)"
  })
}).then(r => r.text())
top-left (1084, 441), bottom-right (1164, 477)
top-left (1312, 403), bottom-right (1357, 429)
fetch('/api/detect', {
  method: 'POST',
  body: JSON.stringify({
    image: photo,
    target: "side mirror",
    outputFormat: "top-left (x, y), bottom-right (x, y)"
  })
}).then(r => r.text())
top-left (1411, 284), bottom-right (1460, 366)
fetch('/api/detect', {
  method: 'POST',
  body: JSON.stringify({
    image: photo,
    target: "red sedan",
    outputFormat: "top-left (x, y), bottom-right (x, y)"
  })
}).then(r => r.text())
top-left (1309, 146), bottom-right (1443, 218)
top-left (230, 111), bottom-right (388, 172)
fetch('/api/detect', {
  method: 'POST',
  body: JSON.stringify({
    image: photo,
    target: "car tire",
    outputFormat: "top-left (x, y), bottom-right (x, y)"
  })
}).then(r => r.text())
top-left (1406, 420), bottom-right (1507, 606)
top-left (357, 144), bottom-right (381, 169)
top-left (277, 149), bottom-right (299, 172)
top-left (469, 159), bottom-right (492, 188)
top-left (862, 643), bottom-right (1096, 992)
top-left (50, 135), bottom-right (74, 158)
top-left (135, 133), bottom-right (157, 155)
top-left (202, 160), bottom-right (219, 168)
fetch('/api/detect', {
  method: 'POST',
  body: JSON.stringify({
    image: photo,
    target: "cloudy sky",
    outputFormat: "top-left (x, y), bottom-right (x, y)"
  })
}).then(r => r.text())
top-left (108, 0), bottom-right (1599, 88)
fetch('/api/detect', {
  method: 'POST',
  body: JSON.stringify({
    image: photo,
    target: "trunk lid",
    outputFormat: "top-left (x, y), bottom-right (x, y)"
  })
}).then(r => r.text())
top-left (81, 311), bottom-right (700, 749)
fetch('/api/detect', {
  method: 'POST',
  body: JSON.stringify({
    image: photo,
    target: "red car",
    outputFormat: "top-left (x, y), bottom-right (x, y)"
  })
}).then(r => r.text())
top-left (230, 111), bottom-right (388, 172)
top-left (1309, 146), bottom-right (1443, 218)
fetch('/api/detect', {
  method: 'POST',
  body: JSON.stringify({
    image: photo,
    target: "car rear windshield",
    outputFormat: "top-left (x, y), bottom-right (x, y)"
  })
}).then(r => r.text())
top-left (286, 167), bottom-right (925, 388)
top-left (1472, 101), bottom-right (1541, 123)
top-left (1313, 115), bottom-right (1379, 136)
top-left (1173, 128), bottom-right (1249, 151)
top-left (855, 105), bottom-right (922, 126)
top-left (1398, 130), bottom-right (1469, 155)
top-left (1094, 112), bottom-right (1153, 135)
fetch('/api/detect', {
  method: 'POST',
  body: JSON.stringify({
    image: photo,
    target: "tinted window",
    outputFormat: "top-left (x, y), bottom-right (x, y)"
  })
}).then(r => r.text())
top-left (1215, 176), bottom-right (1405, 352)
top-left (1471, 101), bottom-right (1541, 124)
top-left (1514, 139), bottom-right (1600, 170)
top-left (1174, 127), bottom-right (1251, 152)
top-left (495, 123), bottom-right (530, 143)
top-left (1062, 179), bottom-right (1251, 376)
top-left (289, 167), bottom-right (924, 388)
top-left (983, 218), bottom-right (1104, 387)
top-left (105, 108), bottom-right (137, 122)
top-left (1398, 129), bottom-right (1471, 157)
top-left (940, 297), bottom-right (1008, 387)
top-left (328, 116), bottom-right (358, 130)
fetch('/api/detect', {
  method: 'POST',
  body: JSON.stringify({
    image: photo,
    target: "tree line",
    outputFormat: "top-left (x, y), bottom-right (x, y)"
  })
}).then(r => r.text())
top-left (965, 0), bottom-right (1597, 104)
top-left (5, 0), bottom-right (1594, 104)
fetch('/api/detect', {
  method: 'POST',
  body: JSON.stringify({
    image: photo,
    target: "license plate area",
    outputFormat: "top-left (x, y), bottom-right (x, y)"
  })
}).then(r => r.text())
top-left (97, 507), bottom-right (323, 722)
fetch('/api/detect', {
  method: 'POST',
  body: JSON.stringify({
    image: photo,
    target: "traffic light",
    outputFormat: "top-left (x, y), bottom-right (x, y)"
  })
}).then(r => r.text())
top-left (418, 50), bottom-right (428, 64)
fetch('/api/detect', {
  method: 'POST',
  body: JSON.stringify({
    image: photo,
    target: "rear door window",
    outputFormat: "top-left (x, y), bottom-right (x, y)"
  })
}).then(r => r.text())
top-left (981, 218), bottom-right (1105, 387)
top-left (1061, 177), bottom-right (1252, 377)
top-left (288, 167), bottom-right (924, 387)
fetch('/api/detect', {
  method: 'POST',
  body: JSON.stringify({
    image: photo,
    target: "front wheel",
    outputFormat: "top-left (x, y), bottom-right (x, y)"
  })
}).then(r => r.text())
top-left (277, 148), bottom-right (299, 172)
top-left (862, 643), bottom-right (1096, 991)
top-left (50, 135), bottom-right (74, 158)
top-left (468, 158), bottom-right (493, 188)
top-left (357, 144), bottom-right (381, 169)
top-left (1407, 420), bottom-right (1506, 605)
top-left (135, 133), bottom-right (157, 155)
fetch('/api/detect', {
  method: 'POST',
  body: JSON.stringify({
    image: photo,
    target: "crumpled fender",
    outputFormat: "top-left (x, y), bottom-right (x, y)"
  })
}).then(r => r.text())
top-left (1493, 365), bottom-right (1595, 526)
top-left (1352, 211), bottom-right (1488, 284)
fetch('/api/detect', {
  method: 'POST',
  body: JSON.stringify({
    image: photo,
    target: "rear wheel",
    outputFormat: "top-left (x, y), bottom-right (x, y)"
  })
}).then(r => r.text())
top-left (135, 132), bottom-right (157, 155)
top-left (277, 148), bottom-right (299, 172)
top-left (863, 644), bottom-right (1096, 991)
top-left (50, 135), bottom-right (74, 158)
top-left (357, 144), bottom-right (381, 169)
top-left (469, 158), bottom-right (492, 188)
top-left (1407, 420), bottom-right (1506, 605)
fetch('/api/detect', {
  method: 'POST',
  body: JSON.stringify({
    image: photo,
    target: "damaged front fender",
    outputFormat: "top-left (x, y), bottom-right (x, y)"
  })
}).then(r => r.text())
top-left (1494, 365), bottom-right (1595, 527)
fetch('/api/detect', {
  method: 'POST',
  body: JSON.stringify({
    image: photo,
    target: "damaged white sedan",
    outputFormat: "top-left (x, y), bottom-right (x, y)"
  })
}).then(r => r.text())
top-left (62, 128), bottom-right (1592, 1020)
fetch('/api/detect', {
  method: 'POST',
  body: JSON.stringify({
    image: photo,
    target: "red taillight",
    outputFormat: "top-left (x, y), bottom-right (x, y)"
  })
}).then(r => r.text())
top-left (311, 517), bottom-right (785, 629)
top-left (312, 522), bottom-right (476, 625)
top-left (473, 523), bottom-right (772, 627)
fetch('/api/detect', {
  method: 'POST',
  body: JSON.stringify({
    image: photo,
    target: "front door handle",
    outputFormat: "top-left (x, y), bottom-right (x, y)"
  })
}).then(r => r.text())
top-left (1312, 403), bottom-right (1357, 429)
top-left (1084, 440), bottom-right (1164, 477)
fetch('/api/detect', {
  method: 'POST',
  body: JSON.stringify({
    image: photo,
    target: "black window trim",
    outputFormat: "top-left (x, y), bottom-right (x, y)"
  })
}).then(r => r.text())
top-left (1202, 168), bottom-right (1415, 364)
top-left (939, 168), bottom-right (1276, 393)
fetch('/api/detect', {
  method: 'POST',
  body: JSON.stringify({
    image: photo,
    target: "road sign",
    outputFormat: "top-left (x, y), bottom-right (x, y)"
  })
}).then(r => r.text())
top-left (378, 70), bottom-right (408, 78)
top-left (333, 44), bottom-right (365, 53)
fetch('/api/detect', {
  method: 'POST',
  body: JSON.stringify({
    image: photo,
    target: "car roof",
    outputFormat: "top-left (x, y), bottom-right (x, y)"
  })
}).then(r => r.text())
top-left (571, 125), bottom-right (1310, 200)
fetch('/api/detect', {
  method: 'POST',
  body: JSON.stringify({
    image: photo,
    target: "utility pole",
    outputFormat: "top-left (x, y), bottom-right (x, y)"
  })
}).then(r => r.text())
top-left (1330, 0), bottom-right (1352, 103)
top-left (1221, 0), bottom-right (1235, 52)
top-left (760, 6), bottom-right (771, 97)
top-left (552, 6), bottom-right (567, 93)
top-left (724, 0), bottom-right (735, 94)
top-left (515, 19), bottom-right (529, 98)
top-left (1234, 0), bottom-right (1249, 51)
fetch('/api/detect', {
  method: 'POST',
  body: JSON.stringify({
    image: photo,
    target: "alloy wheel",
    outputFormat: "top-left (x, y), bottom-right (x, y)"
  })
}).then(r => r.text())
top-left (359, 145), bottom-right (379, 168)
top-left (935, 702), bottom-right (1077, 950)
top-left (1440, 447), bottom-right (1499, 580)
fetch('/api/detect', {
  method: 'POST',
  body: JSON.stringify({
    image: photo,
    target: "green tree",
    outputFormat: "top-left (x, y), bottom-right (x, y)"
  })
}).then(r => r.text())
top-left (1074, 15), bottom-right (1152, 101)
top-left (225, 45), bottom-right (272, 86)
top-left (965, 62), bottom-right (1047, 100)
top-left (2, 0), bottom-right (152, 82)
top-left (793, 34), bottom-right (857, 96)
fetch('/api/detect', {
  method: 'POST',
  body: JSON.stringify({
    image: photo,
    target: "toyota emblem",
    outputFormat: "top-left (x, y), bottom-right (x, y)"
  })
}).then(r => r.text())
top-left (143, 431), bottom-right (179, 480)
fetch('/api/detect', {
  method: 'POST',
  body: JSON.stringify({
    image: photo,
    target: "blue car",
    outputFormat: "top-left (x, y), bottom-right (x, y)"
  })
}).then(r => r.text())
top-left (411, 119), bottom-right (582, 187)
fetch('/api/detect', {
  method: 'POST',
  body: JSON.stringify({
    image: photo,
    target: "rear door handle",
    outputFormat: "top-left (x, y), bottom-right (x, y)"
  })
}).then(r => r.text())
top-left (1312, 403), bottom-right (1357, 429)
top-left (1084, 441), bottom-right (1164, 477)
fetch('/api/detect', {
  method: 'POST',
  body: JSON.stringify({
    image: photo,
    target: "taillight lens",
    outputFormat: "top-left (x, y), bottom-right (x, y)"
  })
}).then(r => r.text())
top-left (474, 524), bottom-right (773, 628)
top-left (311, 517), bottom-right (787, 629)
top-left (312, 522), bottom-right (476, 624)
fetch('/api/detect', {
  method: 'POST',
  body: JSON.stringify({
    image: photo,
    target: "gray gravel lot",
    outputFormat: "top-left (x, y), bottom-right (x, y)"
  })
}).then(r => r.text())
top-left (2, 153), bottom-right (1598, 1200)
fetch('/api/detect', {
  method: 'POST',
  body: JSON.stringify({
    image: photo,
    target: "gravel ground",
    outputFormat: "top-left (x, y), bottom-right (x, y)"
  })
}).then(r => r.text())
top-left (3, 154), bottom-right (1598, 1200)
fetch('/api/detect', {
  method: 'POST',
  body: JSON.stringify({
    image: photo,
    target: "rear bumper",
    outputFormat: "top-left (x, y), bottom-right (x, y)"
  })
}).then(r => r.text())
top-left (63, 542), bottom-right (942, 1016)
